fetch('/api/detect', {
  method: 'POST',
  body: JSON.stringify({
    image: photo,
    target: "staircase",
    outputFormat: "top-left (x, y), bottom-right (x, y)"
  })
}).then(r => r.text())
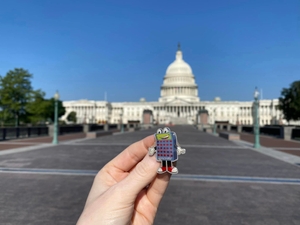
top-left (170, 117), bottom-right (188, 125)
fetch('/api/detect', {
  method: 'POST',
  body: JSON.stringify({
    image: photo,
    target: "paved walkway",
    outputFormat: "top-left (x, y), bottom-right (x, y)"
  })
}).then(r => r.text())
top-left (1, 126), bottom-right (300, 224)
top-left (0, 133), bottom-right (86, 151)
top-left (239, 132), bottom-right (300, 156)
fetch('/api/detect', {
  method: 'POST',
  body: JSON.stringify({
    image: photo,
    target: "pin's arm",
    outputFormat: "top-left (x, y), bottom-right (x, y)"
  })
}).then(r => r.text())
top-left (148, 146), bottom-right (156, 156)
top-left (172, 132), bottom-right (186, 155)
top-left (177, 146), bottom-right (186, 155)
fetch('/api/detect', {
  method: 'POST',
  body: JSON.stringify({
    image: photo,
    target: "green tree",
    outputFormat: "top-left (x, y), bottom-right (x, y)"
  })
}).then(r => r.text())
top-left (0, 68), bottom-right (33, 126)
top-left (67, 111), bottom-right (77, 123)
top-left (279, 80), bottom-right (300, 123)
top-left (44, 98), bottom-right (66, 123)
top-left (0, 107), bottom-right (14, 126)
top-left (26, 90), bottom-right (51, 124)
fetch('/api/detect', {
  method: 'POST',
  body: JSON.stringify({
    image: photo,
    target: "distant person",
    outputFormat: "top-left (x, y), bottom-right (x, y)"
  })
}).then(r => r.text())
top-left (77, 135), bottom-right (171, 225)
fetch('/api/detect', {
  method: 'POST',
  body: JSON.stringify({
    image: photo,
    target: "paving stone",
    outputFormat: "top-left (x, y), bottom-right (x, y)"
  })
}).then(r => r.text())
top-left (155, 180), bottom-right (300, 225)
top-left (1, 125), bottom-right (300, 224)
top-left (0, 173), bottom-right (92, 225)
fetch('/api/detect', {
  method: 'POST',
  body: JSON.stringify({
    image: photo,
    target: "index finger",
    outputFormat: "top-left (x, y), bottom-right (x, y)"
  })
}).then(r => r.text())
top-left (106, 134), bottom-right (155, 172)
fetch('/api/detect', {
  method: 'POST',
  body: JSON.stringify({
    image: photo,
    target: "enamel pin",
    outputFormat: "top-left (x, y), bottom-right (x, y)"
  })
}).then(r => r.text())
top-left (148, 127), bottom-right (186, 174)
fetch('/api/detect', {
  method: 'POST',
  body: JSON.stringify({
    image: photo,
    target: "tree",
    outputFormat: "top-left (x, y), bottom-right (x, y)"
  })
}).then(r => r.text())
top-left (0, 107), bottom-right (14, 126)
top-left (44, 98), bottom-right (66, 123)
top-left (0, 68), bottom-right (33, 126)
top-left (26, 90), bottom-right (51, 124)
top-left (279, 80), bottom-right (300, 123)
top-left (67, 111), bottom-right (77, 123)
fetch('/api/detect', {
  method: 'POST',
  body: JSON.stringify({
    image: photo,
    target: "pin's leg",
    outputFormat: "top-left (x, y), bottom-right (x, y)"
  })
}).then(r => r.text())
top-left (167, 161), bottom-right (172, 173)
top-left (170, 161), bottom-right (178, 174)
top-left (162, 161), bottom-right (167, 172)
top-left (158, 161), bottom-right (165, 174)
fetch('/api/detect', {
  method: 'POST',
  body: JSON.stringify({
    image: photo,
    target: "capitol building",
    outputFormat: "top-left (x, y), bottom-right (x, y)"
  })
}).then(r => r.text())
top-left (62, 45), bottom-right (283, 126)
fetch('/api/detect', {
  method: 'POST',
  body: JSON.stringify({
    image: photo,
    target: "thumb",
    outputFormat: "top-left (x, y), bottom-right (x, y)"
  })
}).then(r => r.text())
top-left (120, 154), bottom-right (160, 197)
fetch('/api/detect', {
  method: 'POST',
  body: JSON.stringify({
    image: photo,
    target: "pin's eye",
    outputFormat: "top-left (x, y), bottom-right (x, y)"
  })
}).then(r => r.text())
top-left (163, 128), bottom-right (170, 133)
top-left (157, 129), bottom-right (162, 134)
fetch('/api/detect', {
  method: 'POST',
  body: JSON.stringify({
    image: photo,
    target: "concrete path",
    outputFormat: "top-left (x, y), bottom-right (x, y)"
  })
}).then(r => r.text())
top-left (0, 133), bottom-right (86, 151)
top-left (1, 126), bottom-right (300, 224)
top-left (239, 132), bottom-right (300, 157)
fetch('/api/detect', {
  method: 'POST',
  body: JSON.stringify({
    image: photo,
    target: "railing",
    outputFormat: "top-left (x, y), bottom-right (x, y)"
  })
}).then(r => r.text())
top-left (0, 123), bottom-right (138, 141)
top-left (90, 124), bottom-right (104, 131)
top-left (242, 126), bottom-right (253, 133)
top-left (260, 126), bottom-right (281, 137)
top-left (292, 129), bottom-right (300, 140)
top-left (0, 127), bottom-right (48, 141)
top-left (215, 124), bottom-right (297, 140)
top-left (231, 125), bottom-right (237, 131)
top-left (59, 125), bottom-right (83, 134)
top-left (109, 124), bottom-right (118, 130)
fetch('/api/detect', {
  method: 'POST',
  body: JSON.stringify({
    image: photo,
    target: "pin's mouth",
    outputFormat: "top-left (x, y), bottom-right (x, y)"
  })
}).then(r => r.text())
top-left (162, 135), bottom-right (169, 139)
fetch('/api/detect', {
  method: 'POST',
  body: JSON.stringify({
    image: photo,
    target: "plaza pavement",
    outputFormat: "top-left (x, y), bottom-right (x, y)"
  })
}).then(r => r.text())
top-left (0, 133), bottom-right (86, 151)
top-left (0, 126), bottom-right (300, 224)
top-left (239, 132), bottom-right (300, 157)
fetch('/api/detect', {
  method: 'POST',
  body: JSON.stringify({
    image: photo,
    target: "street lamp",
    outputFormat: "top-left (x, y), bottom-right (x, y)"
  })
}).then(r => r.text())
top-left (52, 91), bottom-right (60, 144)
top-left (120, 112), bottom-right (124, 133)
top-left (253, 87), bottom-right (260, 148)
top-left (213, 108), bottom-right (217, 134)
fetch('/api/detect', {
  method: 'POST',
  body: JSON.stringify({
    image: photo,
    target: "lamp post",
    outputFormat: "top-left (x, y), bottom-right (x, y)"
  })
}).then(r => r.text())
top-left (213, 108), bottom-right (217, 134)
top-left (254, 87), bottom-right (260, 148)
top-left (52, 91), bottom-right (60, 144)
top-left (120, 112), bottom-right (124, 133)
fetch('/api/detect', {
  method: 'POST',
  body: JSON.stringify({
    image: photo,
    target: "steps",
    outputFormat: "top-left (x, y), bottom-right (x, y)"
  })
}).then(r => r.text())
top-left (170, 117), bottom-right (188, 125)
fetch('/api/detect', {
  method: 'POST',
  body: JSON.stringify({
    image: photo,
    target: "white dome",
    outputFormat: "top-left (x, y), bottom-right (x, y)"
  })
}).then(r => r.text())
top-left (214, 97), bottom-right (221, 101)
top-left (166, 51), bottom-right (193, 76)
top-left (162, 48), bottom-right (197, 87)
top-left (159, 45), bottom-right (200, 103)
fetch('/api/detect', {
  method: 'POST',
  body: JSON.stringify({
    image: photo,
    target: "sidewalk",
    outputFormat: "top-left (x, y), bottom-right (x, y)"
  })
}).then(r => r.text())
top-left (239, 132), bottom-right (300, 157)
top-left (0, 133), bottom-right (86, 151)
top-left (2, 125), bottom-right (300, 225)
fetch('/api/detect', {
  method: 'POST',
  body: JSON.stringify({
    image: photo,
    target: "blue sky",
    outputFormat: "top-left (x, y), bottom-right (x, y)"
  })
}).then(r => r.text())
top-left (0, 0), bottom-right (299, 102)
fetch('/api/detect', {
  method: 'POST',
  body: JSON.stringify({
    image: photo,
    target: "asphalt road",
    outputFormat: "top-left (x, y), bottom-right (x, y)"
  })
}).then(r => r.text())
top-left (0, 125), bottom-right (300, 225)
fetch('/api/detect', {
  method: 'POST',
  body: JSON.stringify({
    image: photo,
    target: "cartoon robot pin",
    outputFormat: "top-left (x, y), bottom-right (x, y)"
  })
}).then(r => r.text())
top-left (148, 127), bottom-right (186, 174)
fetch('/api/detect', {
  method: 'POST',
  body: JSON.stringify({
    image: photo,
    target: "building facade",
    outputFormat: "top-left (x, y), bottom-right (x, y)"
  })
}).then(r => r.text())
top-left (62, 46), bottom-right (286, 126)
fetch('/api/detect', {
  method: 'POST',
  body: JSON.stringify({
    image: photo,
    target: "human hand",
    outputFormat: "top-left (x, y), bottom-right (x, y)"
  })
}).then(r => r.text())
top-left (77, 135), bottom-right (171, 225)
